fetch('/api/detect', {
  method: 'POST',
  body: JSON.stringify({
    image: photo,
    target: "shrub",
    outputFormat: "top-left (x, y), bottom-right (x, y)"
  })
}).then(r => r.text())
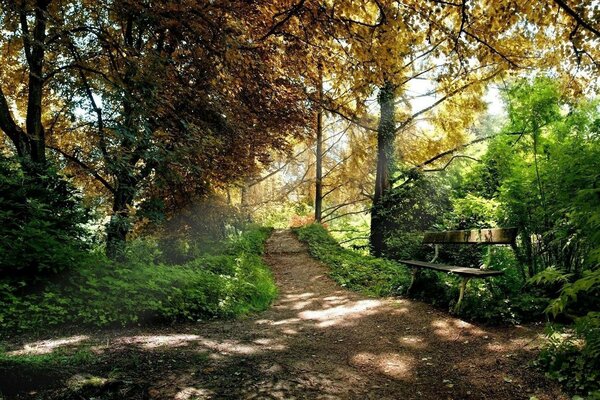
top-left (0, 156), bottom-right (90, 282)
top-left (384, 232), bottom-right (424, 260)
top-left (532, 266), bottom-right (600, 397)
top-left (536, 315), bottom-right (600, 398)
top-left (0, 226), bottom-right (276, 334)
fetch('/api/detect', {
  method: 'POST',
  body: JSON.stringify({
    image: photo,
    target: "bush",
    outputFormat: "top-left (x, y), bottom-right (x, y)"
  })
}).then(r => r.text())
top-left (0, 226), bottom-right (276, 334)
top-left (0, 156), bottom-right (90, 282)
top-left (384, 232), bottom-right (424, 260)
top-left (532, 265), bottom-right (600, 397)
top-left (294, 224), bottom-right (411, 296)
top-left (536, 314), bottom-right (600, 398)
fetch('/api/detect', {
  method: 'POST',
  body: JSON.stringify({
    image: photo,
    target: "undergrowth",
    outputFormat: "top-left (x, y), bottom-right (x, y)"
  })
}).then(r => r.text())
top-left (535, 316), bottom-right (600, 399)
top-left (0, 226), bottom-right (276, 335)
top-left (294, 223), bottom-right (411, 296)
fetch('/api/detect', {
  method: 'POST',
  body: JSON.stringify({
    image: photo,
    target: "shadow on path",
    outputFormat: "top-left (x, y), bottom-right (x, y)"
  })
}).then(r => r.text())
top-left (2, 230), bottom-right (566, 400)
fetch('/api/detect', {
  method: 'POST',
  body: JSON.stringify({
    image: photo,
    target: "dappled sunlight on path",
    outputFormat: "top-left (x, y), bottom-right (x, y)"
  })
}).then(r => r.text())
top-left (3, 230), bottom-right (566, 400)
top-left (7, 335), bottom-right (89, 356)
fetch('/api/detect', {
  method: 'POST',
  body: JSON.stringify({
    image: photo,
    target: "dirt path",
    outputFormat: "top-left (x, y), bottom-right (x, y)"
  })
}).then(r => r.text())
top-left (3, 230), bottom-right (566, 399)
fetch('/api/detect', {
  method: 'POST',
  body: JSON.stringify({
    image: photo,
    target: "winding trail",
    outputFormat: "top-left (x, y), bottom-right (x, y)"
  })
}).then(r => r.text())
top-left (4, 230), bottom-right (567, 399)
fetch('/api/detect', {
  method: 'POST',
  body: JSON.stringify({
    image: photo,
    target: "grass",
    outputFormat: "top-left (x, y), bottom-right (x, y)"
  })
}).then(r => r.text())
top-left (293, 223), bottom-right (411, 296)
top-left (0, 346), bottom-right (95, 369)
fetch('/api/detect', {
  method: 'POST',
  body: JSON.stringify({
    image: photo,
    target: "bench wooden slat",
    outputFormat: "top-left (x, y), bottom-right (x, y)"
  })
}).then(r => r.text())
top-left (423, 228), bottom-right (517, 244)
top-left (399, 259), bottom-right (504, 277)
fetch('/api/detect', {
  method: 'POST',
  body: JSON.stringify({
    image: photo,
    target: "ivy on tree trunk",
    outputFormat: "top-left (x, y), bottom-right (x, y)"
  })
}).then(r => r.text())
top-left (370, 80), bottom-right (396, 257)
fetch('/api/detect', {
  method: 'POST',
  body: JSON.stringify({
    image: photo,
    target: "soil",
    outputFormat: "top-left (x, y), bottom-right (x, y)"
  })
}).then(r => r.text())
top-left (0, 230), bottom-right (567, 400)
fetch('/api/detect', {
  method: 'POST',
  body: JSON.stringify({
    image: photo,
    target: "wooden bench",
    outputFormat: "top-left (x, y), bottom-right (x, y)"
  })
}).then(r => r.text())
top-left (400, 228), bottom-right (518, 312)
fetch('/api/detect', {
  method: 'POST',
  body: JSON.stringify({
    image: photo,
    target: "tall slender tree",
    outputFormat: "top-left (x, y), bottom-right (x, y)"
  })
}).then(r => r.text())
top-left (315, 62), bottom-right (324, 222)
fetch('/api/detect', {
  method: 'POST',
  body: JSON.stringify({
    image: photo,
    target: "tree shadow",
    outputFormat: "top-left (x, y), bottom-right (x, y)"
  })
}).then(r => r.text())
top-left (0, 231), bottom-right (565, 399)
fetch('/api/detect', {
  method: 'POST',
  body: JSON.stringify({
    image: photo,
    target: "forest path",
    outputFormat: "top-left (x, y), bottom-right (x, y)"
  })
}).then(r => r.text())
top-left (4, 230), bottom-right (566, 399)
top-left (146, 229), bottom-right (565, 399)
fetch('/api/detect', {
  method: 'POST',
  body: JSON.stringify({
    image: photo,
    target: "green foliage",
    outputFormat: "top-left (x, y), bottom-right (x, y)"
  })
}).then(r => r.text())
top-left (382, 175), bottom-right (451, 258)
top-left (446, 194), bottom-right (501, 229)
top-left (445, 77), bottom-right (600, 394)
top-left (253, 201), bottom-right (313, 229)
top-left (326, 216), bottom-right (371, 255)
top-left (295, 224), bottom-right (411, 296)
top-left (536, 314), bottom-right (600, 397)
top-left (0, 156), bottom-right (90, 281)
top-left (0, 226), bottom-right (276, 334)
top-left (384, 232), bottom-right (424, 261)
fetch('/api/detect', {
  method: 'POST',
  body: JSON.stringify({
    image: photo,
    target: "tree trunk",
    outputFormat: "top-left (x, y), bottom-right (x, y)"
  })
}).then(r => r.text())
top-left (370, 81), bottom-right (396, 257)
top-left (0, 1), bottom-right (50, 169)
top-left (0, 89), bottom-right (30, 159)
top-left (23, 0), bottom-right (50, 166)
top-left (106, 177), bottom-right (136, 259)
top-left (314, 63), bottom-right (324, 223)
top-left (240, 177), bottom-right (251, 210)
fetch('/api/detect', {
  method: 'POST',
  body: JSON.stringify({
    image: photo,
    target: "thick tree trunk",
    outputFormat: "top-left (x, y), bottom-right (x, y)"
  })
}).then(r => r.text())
top-left (106, 177), bottom-right (136, 259)
top-left (314, 63), bottom-right (324, 223)
top-left (370, 81), bottom-right (396, 257)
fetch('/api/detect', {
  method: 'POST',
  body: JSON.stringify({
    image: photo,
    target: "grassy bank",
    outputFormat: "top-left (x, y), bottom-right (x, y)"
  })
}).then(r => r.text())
top-left (294, 224), bottom-right (411, 296)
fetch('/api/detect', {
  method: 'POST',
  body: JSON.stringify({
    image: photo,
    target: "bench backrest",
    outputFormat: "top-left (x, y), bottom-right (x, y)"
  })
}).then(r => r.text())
top-left (423, 228), bottom-right (518, 245)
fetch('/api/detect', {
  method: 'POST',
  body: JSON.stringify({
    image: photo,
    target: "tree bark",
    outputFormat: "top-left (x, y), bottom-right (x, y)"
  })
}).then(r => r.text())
top-left (22, 0), bottom-right (50, 166)
top-left (314, 63), bottom-right (324, 223)
top-left (0, 88), bottom-right (30, 159)
top-left (0, 1), bottom-right (50, 169)
top-left (106, 176), bottom-right (136, 259)
top-left (240, 177), bottom-right (252, 214)
top-left (370, 80), bottom-right (396, 257)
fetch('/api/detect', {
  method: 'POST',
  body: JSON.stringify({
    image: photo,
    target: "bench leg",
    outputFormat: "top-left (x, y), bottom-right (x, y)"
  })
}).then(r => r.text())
top-left (407, 268), bottom-right (420, 294)
top-left (454, 277), bottom-right (470, 313)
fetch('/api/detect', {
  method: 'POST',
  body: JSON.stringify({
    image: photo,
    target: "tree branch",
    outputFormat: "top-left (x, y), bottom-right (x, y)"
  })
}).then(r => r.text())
top-left (422, 154), bottom-right (480, 172)
top-left (48, 145), bottom-right (115, 193)
top-left (415, 135), bottom-right (492, 169)
top-left (394, 68), bottom-right (502, 134)
top-left (322, 106), bottom-right (377, 132)
top-left (247, 146), bottom-right (312, 187)
top-left (259, 0), bottom-right (307, 41)
top-left (553, 0), bottom-right (600, 38)
top-left (323, 208), bottom-right (369, 223)
top-left (0, 86), bottom-right (25, 146)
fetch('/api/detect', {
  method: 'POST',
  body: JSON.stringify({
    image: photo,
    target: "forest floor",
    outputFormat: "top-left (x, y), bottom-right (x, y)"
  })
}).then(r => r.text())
top-left (1, 230), bottom-right (567, 400)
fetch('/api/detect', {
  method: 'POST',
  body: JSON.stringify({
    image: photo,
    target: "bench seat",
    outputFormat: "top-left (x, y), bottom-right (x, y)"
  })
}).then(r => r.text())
top-left (399, 260), bottom-right (503, 277)
top-left (398, 228), bottom-right (517, 312)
